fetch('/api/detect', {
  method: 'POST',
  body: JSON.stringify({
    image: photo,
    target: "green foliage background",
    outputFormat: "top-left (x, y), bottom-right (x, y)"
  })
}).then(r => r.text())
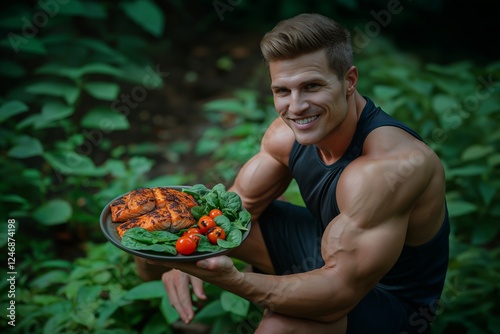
top-left (1, 0), bottom-right (499, 333)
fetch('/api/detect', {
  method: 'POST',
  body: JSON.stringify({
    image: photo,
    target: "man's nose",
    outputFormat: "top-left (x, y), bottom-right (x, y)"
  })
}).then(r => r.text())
top-left (288, 91), bottom-right (308, 114)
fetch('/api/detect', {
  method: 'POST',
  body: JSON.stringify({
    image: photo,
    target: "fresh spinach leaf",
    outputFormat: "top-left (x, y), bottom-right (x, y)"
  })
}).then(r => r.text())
top-left (217, 228), bottom-right (242, 248)
top-left (197, 235), bottom-right (222, 252)
top-left (121, 231), bottom-right (177, 254)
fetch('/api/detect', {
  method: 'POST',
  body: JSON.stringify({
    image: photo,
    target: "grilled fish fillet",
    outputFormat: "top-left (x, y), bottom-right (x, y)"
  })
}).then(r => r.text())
top-left (116, 207), bottom-right (173, 237)
top-left (152, 187), bottom-right (198, 209)
top-left (115, 187), bottom-right (198, 237)
top-left (110, 188), bottom-right (156, 223)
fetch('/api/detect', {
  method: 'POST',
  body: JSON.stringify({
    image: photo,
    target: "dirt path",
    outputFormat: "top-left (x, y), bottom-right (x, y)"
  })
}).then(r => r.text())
top-left (139, 30), bottom-right (268, 181)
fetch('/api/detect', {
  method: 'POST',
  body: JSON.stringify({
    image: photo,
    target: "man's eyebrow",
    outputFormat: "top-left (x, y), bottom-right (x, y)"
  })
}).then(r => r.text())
top-left (271, 78), bottom-right (325, 90)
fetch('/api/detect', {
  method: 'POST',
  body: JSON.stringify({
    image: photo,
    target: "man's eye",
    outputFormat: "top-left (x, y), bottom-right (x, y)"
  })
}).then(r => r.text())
top-left (305, 83), bottom-right (319, 89)
top-left (274, 88), bottom-right (289, 94)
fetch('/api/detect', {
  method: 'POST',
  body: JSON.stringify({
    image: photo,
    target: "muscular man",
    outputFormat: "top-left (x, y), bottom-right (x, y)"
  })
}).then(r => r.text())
top-left (136, 13), bottom-right (449, 333)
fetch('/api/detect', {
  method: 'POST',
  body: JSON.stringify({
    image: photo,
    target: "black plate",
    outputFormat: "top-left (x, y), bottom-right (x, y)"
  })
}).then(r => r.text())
top-left (100, 186), bottom-right (251, 261)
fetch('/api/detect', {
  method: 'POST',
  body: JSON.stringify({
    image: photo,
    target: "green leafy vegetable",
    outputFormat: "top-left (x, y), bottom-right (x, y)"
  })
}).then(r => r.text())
top-left (120, 184), bottom-right (251, 254)
top-left (184, 183), bottom-right (248, 223)
top-left (121, 228), bottom-right (177, 254)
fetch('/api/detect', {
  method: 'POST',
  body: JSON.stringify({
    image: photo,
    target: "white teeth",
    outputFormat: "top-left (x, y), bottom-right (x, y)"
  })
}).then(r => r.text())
top-left (295, 116), bottom-right (318, 125)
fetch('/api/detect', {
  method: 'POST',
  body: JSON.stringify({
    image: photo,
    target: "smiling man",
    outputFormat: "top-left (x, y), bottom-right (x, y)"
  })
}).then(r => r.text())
top-left (137, 13), bottom-right (450, 333)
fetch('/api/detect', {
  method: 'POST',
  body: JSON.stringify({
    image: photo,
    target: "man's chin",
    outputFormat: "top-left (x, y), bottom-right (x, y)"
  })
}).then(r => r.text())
top-left (294, 137), bottom-right (316, 146)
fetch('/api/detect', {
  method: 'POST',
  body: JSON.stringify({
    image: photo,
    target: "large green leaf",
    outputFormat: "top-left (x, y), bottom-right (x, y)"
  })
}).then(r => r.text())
top-left (472, 224), bottom-right (499, 245)
top-left (193, 300), bottom-right (226, 322)
top-left (122, 280), bottom-right (165, 300)
top-left (446, 200), bottom-right (478, 217)
top-left (80, 107), bottom-right (130, 130)
top-left (30, 269), bottom-right (69, 289)
top-left (7, 135), bottom-right (44, 158)
top-left (487, 154), bottom-right (500, 167)
top-left (25, 82), bottom-right (80, 104)
top-left (121, 0), bottom-right (165, 37)
top-left (478, 182), bottom-right (497, 207)
top-left (40, 102), bottom-right (74, 126)
top-left (0, 100), bottom-right (29, 122)
top-left (35, 63), bottom-right (124, 80)
top-left (78, 39), bottom-right (127, 63)
top-left (57, 0), bottom-right (107, 19)
top-left (44, 151), bottom-right (107, 176)
top-left (160, 295), bottom-right (179, 325)
top-left (16, 101), bottom-right (74, 130)
top-left (477, 97), bottom-right (500, 116)
top-left (83, 82), bottom-right (120, 101)
top-left (128, 156), bottom-right (154, 175)
top-left (204, 98), bottom-right (246, 113)
top-left (373, 85), bottom-right (402, 101)
top-left (104, 159), bottom-right (128, 178)
top-left (461, 144), bottom-right (495, 162)
top-left (426, 61), bottom-right (474, 78)
top-left (432, 94), bottom-right (457, 114)
top-left (33, 199), bottom-right (73, 225)
top-left (0, 36), bottom-right (47, 54)
top-left (405, 79), bottom-right (433, 96)
top-left (446, 165), bottom-right (487, 178)
top-left (220, 291), bottom-right (250, 317)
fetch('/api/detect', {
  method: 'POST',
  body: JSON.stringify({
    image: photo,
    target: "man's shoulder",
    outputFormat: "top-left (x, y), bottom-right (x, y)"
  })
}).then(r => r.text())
top-left (261, 117), bottom-right (295, 166)
top-left (342, 127), bottom-right (443, 200)
top-left (362, 125), bottom-right (435, 161)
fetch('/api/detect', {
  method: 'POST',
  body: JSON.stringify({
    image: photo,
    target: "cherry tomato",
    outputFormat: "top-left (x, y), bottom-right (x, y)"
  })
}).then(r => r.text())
top-left (183, 227), bottom-right (202, 236)
top-left (198, 215), bottom-right (216, 234)
top-left (209, 208), bottom-right (223, 219)
top-left (207, 226), bottom-right (226, 245)
top-left (184, 228), bottom-right (201, 244)
top-left (176, 235), bottom-right (198, 255)
top-left (186, 233), bottom-right (200, 244)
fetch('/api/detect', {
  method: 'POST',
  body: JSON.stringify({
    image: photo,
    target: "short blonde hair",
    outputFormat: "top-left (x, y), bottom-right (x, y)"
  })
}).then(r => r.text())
top-left (260, 13), bottom-right (353, 78)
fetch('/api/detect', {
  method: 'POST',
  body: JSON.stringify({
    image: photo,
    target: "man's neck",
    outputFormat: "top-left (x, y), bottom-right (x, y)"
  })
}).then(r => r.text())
top-left (316, 92), bottom-right (366, 165)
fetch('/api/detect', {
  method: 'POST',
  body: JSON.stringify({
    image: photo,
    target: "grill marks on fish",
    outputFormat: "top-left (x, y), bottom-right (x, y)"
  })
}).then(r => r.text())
top-left (110, 188), bottom-right (156, 223)
top-left (152, 187), bottom-right (198, 209)
top-left (116, 207), bottom-right (173, 237)
top-left (110, 187), bottom-right (198, 237)
top-left (166, 199), bottom-right (196, 231)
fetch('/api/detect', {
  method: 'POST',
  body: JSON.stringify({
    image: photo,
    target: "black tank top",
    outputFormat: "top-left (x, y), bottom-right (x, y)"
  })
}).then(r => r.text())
top-left (289, 97), bottom-right (449, 308)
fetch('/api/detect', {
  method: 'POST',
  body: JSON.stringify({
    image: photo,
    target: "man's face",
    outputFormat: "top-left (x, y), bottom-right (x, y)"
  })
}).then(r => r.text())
top-left (269, 49), bottom-right (348, 146)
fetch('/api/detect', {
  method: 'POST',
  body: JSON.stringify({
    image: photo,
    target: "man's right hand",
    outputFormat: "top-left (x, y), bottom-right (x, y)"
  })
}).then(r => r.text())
top-left (161, 269), bottom-right (207, 324)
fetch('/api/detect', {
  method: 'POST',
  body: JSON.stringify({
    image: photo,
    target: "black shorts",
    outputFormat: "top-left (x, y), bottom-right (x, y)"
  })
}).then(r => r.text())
top-left (259, 201), bottom-right (432, 334)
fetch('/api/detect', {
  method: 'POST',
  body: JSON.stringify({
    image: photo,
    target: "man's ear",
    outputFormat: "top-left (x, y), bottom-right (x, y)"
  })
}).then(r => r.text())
top-left (344, 66), bottom-right (358, 96)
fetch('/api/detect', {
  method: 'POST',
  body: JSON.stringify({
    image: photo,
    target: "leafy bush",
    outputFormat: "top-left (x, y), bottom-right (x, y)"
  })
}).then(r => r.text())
top-left (0, 0), bottom-right (188, 240)
top-left (0, 1), bottom-right (192, 333)
top-left (3, 241), bottom-right (262, 333)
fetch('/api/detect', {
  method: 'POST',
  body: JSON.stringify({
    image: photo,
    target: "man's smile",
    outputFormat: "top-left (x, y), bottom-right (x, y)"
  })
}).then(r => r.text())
top-left (293, 115), bottom-right (319, 125)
